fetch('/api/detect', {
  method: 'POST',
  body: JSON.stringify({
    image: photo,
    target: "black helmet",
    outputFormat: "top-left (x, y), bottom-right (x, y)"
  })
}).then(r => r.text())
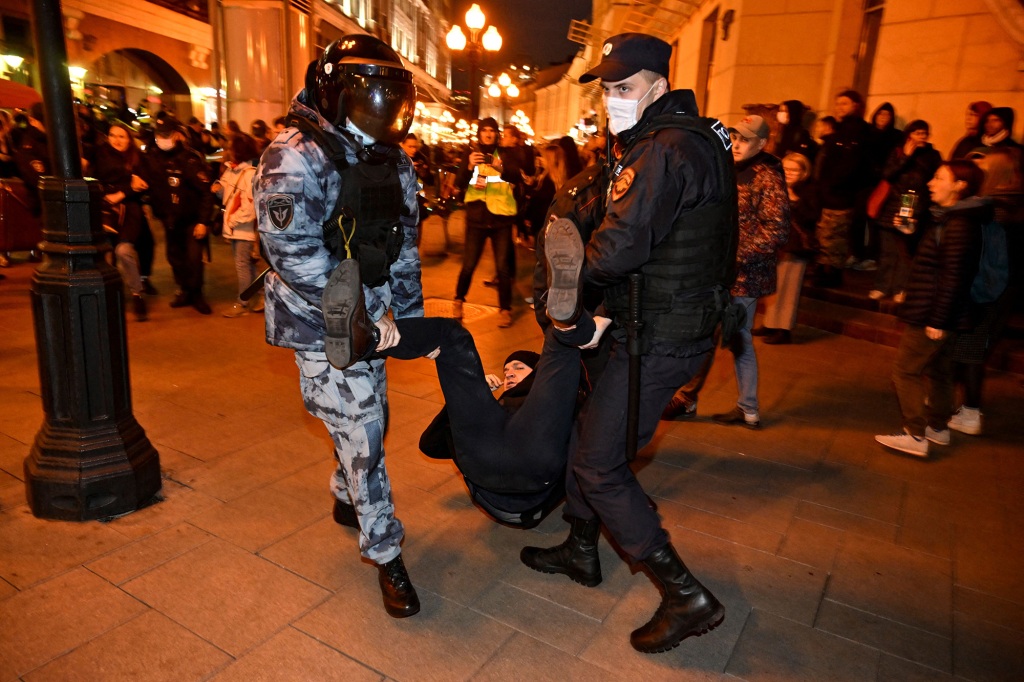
top-left (311, 35), bottom-right (416, 146)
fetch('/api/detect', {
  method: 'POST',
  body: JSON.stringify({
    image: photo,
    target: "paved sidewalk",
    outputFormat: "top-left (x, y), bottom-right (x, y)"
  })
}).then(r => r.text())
top-left (1, 213), bottom-right (1022, 681)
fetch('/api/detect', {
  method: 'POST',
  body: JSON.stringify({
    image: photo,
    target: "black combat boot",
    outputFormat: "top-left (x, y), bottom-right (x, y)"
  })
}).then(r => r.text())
top-left (322, 259), bottom-right (380, 369)
top-left (543, 218), bottom-right (585, 326)
top-left (630, 544), bottom-right (725, 654)
top-left (377, 554), bottom-right (420, 618)
top-left (520, 516), bottom-right (602, 587)
top-left (332, 498), bottom-right (358, 529)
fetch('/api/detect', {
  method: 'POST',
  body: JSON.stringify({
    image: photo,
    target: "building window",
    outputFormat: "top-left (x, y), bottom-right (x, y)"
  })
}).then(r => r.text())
top-left (853, 0), bottom-right (884, 96)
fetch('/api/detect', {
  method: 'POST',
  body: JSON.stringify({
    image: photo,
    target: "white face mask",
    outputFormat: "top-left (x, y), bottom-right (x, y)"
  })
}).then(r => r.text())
top-left (155, 137), bottom-right (176, 151)
top-left (605, 81), bottom-right (658, 135)
top-left (776, 110), bottom-right (789, 125)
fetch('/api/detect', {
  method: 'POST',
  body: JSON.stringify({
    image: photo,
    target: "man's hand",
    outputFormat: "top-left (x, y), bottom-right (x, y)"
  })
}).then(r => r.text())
top-left (469, 151), bottom-right (485, 169)
top-left (375, 315), bottom-right (401, 350)
top-left (193, 223), bottom-right (208, 239)
top-left (925, 326), bottom-right (946, 341)
top-left (579, 316), bottom-right (612, 349)
top-left (130, 174), bottom-right (148, 192)
top-left (426, 347), bottom-right (441, 360)
top-left (484, 374), bottom-right (502, 391)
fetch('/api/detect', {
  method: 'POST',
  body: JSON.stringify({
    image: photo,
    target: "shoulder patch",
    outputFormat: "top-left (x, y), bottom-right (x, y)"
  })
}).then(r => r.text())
top-left (267, 194), bottom-right (295, 230)
top-left (610, 167), bottom-right (635, 202)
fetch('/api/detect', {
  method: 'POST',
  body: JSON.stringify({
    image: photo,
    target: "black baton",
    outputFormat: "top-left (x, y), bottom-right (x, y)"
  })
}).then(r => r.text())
top-left (625, 272), bottom-right (644, 462)
top-left (240, 266), bottom-right (270, 302)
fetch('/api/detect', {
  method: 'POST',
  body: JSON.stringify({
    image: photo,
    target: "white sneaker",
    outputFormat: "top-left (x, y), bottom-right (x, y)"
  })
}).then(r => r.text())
top-left (948, 406), bottom-right (982, 435)
top-left (868, 289), bottom-right (886, 300)
top-left (875, 430), bottom-right (929, 457)
top-left (925, 426), bottom-right (950, 445)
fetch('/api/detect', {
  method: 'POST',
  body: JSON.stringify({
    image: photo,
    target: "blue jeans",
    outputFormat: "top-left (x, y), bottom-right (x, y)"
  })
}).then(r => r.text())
top-left (231, 239), bottom-right (258, 302)
top-left (731, 296), bottom-right (759, 416)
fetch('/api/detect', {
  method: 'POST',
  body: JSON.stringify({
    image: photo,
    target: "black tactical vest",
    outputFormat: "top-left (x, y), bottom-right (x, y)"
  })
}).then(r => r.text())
top-left (603, 113), bottom-right (739, 344)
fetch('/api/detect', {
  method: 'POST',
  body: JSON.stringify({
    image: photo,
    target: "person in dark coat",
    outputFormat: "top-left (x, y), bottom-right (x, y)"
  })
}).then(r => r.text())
top-left (980, 107), bottom-right (1021, 150)
top-left (870, 120), bottom-right (943, 300)
top-left (950, 101), bottom-right (992, 160)
top-left (875, 160), bottom-right (988, 458)
top-left (775, 99), bottom-right (818, 162)
top-left (94, 121), bottom-right (152, 320)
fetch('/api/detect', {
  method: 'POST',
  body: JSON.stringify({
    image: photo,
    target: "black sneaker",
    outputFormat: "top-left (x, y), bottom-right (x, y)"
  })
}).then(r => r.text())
top-left (169, 291), bottom-right (191, 308)
top-left (544, 218), bottom-right (585, 325)
top-left (132, 294), bottom-right (148, 321)
top-left (191, 295), bottom-right (212, 315)
top-left (322, 259), bottom-right (380, 369)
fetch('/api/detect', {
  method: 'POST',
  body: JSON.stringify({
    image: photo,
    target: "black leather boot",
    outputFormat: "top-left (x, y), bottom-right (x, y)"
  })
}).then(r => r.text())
top-left (322, 259), bottom-right (380, 369)
top-left (377, 554), bottom-right (420, 618)
top-left (520, 516), bottom-right (602, 587)
top-left (543, 218), bottom-right (585, 326)
top-left (630, 544), bottom-right (725, 653)
top-left (332, 498), bottom-right (358, 529)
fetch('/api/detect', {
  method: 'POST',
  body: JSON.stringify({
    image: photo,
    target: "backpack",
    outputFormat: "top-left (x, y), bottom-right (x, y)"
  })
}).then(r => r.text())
top-left (970, 220), bottom-right (1009, 304)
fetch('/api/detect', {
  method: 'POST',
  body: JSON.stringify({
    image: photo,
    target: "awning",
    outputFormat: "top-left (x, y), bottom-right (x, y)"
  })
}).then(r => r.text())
top-left (0, 79), bottom-right (42, 110)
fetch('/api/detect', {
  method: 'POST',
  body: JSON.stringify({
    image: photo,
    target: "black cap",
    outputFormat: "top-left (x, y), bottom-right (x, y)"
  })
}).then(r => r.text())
top-left (155, 118), bottom-right (180, 136)
top-left (503, 350), bottom-right (539, 370)
top-left (579, 33), bottom-right (672, 84)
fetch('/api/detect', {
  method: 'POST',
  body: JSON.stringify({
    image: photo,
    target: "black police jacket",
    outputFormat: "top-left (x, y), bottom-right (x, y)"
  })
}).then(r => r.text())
top-left (143, 143), bottom-right (214, 226)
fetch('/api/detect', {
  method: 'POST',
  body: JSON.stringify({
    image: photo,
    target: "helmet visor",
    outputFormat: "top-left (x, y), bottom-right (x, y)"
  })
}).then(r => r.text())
top-left (345, 72), bottom-right (416, 146)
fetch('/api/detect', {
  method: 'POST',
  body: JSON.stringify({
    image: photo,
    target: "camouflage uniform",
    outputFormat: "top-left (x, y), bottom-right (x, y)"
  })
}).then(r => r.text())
top-left (254, 92), bottom-right (422, 564)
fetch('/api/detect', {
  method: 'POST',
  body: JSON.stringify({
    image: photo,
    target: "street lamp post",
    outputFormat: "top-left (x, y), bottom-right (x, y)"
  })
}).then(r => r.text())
top-left (487, 72), bottom-right (519, 125)
top-left (23, 0), bottom-right (161, 520)
top-left (446, 3), bottom-right (501, 120)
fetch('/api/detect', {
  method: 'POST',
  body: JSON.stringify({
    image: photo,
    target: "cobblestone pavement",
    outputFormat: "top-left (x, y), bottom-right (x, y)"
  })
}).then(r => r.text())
top-left (1, 211), bottom-right (1022, 681)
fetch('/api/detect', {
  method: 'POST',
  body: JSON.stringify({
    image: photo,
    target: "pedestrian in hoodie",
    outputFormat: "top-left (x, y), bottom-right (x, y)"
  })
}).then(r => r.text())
top-left (980, 107), bottom-right (1021, 150)
top-left (950, 101), bottom-right (993, 160)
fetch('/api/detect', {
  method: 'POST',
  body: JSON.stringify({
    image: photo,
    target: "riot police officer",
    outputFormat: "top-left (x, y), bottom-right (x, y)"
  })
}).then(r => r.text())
top-left (144, 118), bottom-right (214, 314)
top-left (253, 35), bottom-right (423, 618)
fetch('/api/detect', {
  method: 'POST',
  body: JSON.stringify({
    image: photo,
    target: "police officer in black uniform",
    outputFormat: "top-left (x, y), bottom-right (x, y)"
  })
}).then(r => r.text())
top-left (521, 33), bottom-right (738, 654)
top-left (144, 118), bottom-right (214, 314)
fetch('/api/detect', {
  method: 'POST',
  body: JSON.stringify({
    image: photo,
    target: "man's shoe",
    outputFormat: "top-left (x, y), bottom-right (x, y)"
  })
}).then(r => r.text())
top-left (875, 429), bottom-right (928, 457)
top-left (223, 303), bottom-right (249, 318)
top-left (322, 259), bottom-right (380, 369)
top-left (192, 295), bottom-right (212, 315)
top-left (497, 309), bottom-right (513, 328)
top-left (661, 395), bottom-right (697, 421)
top-left (763, 329), bottom-right (791, 345)
top-left (249, 294), bottom-right (265, 313)
top-left (483, 278), bottom-right (498, 288)
top-left (543, 218), bottom-right (585, 326)
top-left (452, 299), bottom-right (464, 320)
top-left (751, 326), bottom-right (774, 337)
top-left (141, 278), bottom-right (158, 295)
top-left (377, 555), bottom-right (420, 618)
top-left (868, 289), bottom-right (886, 300)
top-left (925, 426), bottom-right (950, 445)
top-left (948, 406), bottom-right (982, 435)
top-left (520, 516), bottom-right (602, 587)
top-left (630, 544), bottom-right (725, 654)
top-left (711, 406), bottom-right (760, 429)
top-left (169, 290), bottom-right (191, 308)
top-left (332, 498), bottom-right (358, 529)
top-left (132, 294), bottom-right (148, 321)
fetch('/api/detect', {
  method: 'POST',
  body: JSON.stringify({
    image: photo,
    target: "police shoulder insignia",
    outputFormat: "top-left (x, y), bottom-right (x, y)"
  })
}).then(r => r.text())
top-left (267, 194), bottom-right (295, 230)
top-left (610, 167), bottom-right (636, 202)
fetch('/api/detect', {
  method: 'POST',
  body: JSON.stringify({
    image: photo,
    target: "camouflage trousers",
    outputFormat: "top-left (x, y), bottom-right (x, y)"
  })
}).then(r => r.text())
top-left (295, 351), bottom-right (404, 564)
top-left (816, 208), bottom-right (854, 268)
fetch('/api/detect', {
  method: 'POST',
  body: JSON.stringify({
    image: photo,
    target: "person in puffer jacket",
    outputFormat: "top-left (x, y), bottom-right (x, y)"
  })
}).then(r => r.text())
top-left (875, 160), bottom-right (989, 458)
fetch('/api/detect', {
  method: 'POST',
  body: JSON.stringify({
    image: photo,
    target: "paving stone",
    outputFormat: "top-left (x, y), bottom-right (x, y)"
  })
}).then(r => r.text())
top-left (793, 500), bottom-right (898, 543)
top-left (825, 535), bottom-right (952, 637)
top-left (258, 516), bottom-right (367, 592)
top-left (578, 580), bottom-right (737, 680)
top-left (269, 459), bottom-right (336, 505)
top-left (775, 517), bottom-right (844, 570)
top-left (656, 498), bottom-right (784, 555)
top-left (188, 486), bottom-right (324, 552)
top-left (121, 539), bottom-right (329, 656)
top-left (954, 526), bottom-right (1024, 605)
top-left (102, 479), bottom-right (221, 541)
top-left (87, 523), bottom-right (214, 585)
top-left (0, 506), bottom-right (131, 589)
top-left (725, 609), bottom-right (879, 681)
top-left (876, 654), bottom-right (957, 682)
top-left (815, 598), bottom-right (952, 672)
top-left (953, 586), bottom-right (1024, 633)
top-left (953, 611), bottom-right (1024, 682)
top-left (209, 627), bottom-right (383, 682)
top-left (295, 573), bottom-right (514, 682)
top-left (787, 463), bottom-right (906, 525)
top-left (22, 610), bottom-right (231, 682)
top-left (0, 568), bottom-right (147, 679)
top-left (0, 577), bottom-right (15, 602)
top-left (472, 633), bottom-right (624, 682)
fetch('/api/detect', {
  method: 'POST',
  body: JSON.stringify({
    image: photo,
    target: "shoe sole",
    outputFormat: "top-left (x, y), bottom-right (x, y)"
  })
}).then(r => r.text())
top-left (520, 549), bottom-right (602, 587)
top-left (632, 604), bottom-right (726, 654)
top-left (925, 434), bottom-right (950, 446)
top-left (875, 437), bottom-right (928, 458)
top-left (384, 601), bottom-right (421, 618)
top-left (322, 261), bottom-right (363, 369)
top-left (949, 424), bottom-right (981, 436)
top-left (544, 218), bottom-right (584, 323)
